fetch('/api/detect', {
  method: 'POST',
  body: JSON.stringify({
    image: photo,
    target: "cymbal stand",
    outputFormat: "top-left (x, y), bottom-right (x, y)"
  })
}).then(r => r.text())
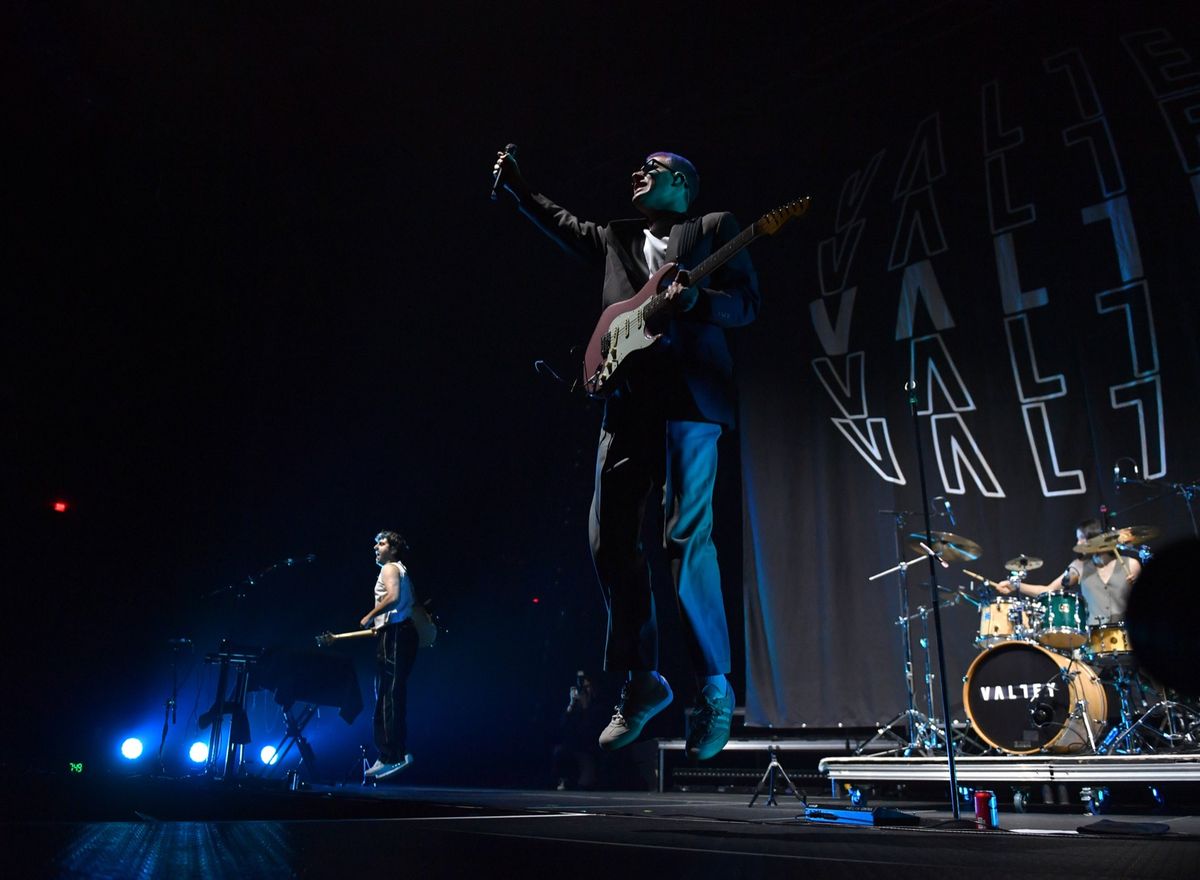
top-left (912, 597), bottom-right (965, 752)
top-left (858, 512), bottom-right (930, 756)
top-left (1101, 669), bottom-right (1200, 754)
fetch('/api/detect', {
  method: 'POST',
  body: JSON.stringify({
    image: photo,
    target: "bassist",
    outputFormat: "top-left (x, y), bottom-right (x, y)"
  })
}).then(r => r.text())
top-left (494, 149), bottom-right (759, 761)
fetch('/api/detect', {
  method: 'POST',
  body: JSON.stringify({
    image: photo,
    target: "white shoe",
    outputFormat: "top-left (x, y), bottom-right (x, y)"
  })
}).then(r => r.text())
top-left (376, 753), bottom-right (414, 779)
top-left (364, 759), bottom-right (387, 778)
top-left (599, 673), bottom-right (673, 751)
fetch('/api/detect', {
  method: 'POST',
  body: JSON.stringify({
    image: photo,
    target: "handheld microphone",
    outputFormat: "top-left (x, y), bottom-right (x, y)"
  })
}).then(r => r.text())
top-left (491, 143), bottom-right (518, 201)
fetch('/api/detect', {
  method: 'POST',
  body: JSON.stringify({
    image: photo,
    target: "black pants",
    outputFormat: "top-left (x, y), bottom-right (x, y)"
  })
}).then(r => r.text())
top-left (374, 620), bottom-right (419, 763)
top-left (588, 418), bottom-right (730, 676)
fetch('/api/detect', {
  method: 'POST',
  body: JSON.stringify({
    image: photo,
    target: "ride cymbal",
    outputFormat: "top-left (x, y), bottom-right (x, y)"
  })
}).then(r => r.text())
top-left (907, 531), bottom-right (982, 563)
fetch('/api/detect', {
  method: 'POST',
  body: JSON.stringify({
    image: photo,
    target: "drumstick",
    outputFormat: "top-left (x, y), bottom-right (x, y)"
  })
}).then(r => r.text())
top-left (963, 569), bottom-right (1006, 589)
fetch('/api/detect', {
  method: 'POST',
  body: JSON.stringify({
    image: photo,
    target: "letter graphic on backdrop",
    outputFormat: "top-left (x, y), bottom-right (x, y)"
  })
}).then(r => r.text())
top-left (982, 77), bottom-right (1078, 495)
top-left (1122, 29), bottom-right (1200, 215)
top-left (811, 151), bottom-right (904, 482)
top-left (1048, 43), bottom-right (1170, 485)
top-left (911, 334), bottom-right (1004, 497)
top-left (1098, 281), bottom-right (1166, 478)
top-left (814, 353), bottom-right (905, 484)
top-left (1004, 314), bottom-right (1085, 495)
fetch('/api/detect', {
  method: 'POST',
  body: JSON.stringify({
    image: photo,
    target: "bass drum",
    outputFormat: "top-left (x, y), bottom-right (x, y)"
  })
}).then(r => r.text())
top-left (963, 641), bottom-right (1113, 754)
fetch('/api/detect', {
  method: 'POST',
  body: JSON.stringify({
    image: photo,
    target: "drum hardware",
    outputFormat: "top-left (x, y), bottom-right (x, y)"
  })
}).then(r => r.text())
top-left (1113, 463), bottom-right (1199, 537)
top-left (860, 515), bottom-right (980, 759)
top-left (905, 531), bottom-right (983, 564)
top-left (1096, 668), bottom-right (1200, 755)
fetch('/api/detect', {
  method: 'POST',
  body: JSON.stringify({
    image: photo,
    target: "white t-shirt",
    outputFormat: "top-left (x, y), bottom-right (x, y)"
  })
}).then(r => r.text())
top-left (373, 560), bottom-right (414, 628)
top-left (643, 228), bottom-right (670, 274)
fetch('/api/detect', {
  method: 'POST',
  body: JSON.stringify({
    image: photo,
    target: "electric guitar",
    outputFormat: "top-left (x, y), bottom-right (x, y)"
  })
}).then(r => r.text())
top-left (581, 196), bottom-right (811, 397)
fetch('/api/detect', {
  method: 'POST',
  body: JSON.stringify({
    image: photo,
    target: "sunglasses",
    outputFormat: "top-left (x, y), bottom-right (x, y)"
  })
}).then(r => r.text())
top-left (640, 158), bottom-right (675, 176)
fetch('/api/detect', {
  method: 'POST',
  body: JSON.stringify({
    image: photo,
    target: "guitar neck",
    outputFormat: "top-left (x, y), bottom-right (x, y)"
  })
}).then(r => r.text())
top-left (684, 223), bottom-right (760, 287)
top-left (327, 629), bottom-right (378, 641)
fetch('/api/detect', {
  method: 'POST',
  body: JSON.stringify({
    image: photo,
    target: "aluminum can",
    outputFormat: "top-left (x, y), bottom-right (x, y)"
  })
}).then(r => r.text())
top-left (974, 789), bottom-right (998, 828)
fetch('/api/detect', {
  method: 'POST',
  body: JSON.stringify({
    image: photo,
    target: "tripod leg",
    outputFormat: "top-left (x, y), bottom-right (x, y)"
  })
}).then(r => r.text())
top-left (748, 755), bottom-right (806, 808)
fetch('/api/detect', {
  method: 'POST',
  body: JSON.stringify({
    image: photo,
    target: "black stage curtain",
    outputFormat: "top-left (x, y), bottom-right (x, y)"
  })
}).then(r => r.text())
top-left (740, 9), bottom-right (1200, 727)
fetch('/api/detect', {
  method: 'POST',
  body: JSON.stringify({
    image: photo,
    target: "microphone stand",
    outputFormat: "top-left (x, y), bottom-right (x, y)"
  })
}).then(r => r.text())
top-left (1113, 476), bottom-right (1199, 539)
top-left (157, 638), bottom-right (190, 773)
top-left (905, 379), bottom-right (962, 820)
top-left (202, 554), bottom-right (318, 599)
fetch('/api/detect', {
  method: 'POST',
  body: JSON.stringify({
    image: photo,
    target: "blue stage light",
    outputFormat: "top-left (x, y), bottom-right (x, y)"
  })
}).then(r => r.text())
top-left (120, 737), bottom-right (144, 760)
top-left (189, 741), bottom-right (209, 763)
top-left (260, 745), bottom-right (279, 765)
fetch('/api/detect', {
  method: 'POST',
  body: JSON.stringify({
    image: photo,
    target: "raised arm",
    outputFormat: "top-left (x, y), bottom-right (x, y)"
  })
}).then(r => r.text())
top-left (993, 561), bottom-right (1076, 597)
top-left (494, 150), bottom-right (606, 264)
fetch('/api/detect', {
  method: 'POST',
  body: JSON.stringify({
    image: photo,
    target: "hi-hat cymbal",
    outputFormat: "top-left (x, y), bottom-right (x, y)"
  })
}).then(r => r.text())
top-left (908, 531), bottom-right (982, 563)
top-left (1003, 554), bottom-right (1043, 573)
top-left (1073, 524), bottom-right (1160, 554)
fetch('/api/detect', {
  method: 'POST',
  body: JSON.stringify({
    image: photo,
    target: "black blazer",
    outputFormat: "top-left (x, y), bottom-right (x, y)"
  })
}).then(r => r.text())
top-left (521, 192), bottom-right (760, 428)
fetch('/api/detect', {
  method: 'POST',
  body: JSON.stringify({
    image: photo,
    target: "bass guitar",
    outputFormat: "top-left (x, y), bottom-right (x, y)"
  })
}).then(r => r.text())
top-left (581, 196), bottom-right (811, 397)
top-left (316, 603), bottom-right (438, 649)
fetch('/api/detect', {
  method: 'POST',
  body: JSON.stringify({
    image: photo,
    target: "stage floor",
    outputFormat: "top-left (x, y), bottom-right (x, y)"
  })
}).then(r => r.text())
top-left (7, 775), bottom-right (1200, 879)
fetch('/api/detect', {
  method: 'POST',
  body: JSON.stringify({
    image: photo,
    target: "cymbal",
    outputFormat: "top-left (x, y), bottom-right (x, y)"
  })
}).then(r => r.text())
top-left (1073, 524), bottom-right (1160, 554)
top-left (907, 531), bottom-right (982, 563)
top-left (1003, 554), bottom-right (1043, 573)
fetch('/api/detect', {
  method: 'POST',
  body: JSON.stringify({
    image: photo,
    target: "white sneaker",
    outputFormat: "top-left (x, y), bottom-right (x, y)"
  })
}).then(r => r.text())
top-left (599, 673), bottom-right (673, 751)
top-left (376, 753), bottom-right (414, 779)
top-left (364, 759), bottom-right (387, 778)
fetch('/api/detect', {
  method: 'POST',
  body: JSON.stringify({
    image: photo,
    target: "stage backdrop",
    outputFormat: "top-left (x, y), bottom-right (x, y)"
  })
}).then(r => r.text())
top-left (740, 10), bottom-right (1200, 728)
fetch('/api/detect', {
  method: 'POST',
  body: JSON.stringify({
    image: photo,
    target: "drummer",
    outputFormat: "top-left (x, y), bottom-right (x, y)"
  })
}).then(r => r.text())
top-left (994, 518), bottom-right (1141, 625)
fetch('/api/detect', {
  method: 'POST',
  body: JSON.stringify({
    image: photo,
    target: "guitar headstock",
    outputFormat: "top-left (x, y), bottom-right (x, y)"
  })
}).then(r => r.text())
top-left (756, 196), bottom-right (812, 236)
top-left (315, 631), bottom-right (335, 647)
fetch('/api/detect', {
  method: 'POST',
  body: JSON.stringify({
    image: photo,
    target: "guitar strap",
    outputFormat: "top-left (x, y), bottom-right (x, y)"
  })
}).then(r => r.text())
top-left (666, 215), bottom-right (705, 269)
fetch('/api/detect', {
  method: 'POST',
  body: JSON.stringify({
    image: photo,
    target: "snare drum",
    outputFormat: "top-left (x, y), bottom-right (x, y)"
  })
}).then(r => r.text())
top-left (976, 598), bottom-right (1036, 647)
top-left (1085, 623), bottom-right (1133, 664)
top-left (1036, 590), bottom-right (1085, 649)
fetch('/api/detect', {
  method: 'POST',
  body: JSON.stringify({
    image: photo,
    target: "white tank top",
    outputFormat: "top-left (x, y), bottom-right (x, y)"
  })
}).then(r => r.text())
top-left (373, 560), bottom-right (414, 628)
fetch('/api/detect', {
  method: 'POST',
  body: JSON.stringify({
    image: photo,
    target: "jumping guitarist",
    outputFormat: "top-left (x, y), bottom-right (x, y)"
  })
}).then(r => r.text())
top-left (360, 530), bottom-right (418, 780)
top-left (493, 148), bottom-right (760, 761)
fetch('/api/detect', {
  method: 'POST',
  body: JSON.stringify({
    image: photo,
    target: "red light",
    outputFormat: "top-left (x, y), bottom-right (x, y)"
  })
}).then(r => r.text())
top-left (532, 597), bottom-right (540, 604)
top-left (53, 501), bottom-right (69, 513)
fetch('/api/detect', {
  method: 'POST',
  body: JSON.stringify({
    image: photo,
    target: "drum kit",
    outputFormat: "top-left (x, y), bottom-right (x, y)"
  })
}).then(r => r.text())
top-left (866, 522), bottom-right (1200, 758)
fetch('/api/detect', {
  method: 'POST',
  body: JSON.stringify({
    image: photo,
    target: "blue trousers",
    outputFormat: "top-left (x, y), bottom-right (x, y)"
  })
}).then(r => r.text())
top-left (589, 419), bottom-right (730, 677)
